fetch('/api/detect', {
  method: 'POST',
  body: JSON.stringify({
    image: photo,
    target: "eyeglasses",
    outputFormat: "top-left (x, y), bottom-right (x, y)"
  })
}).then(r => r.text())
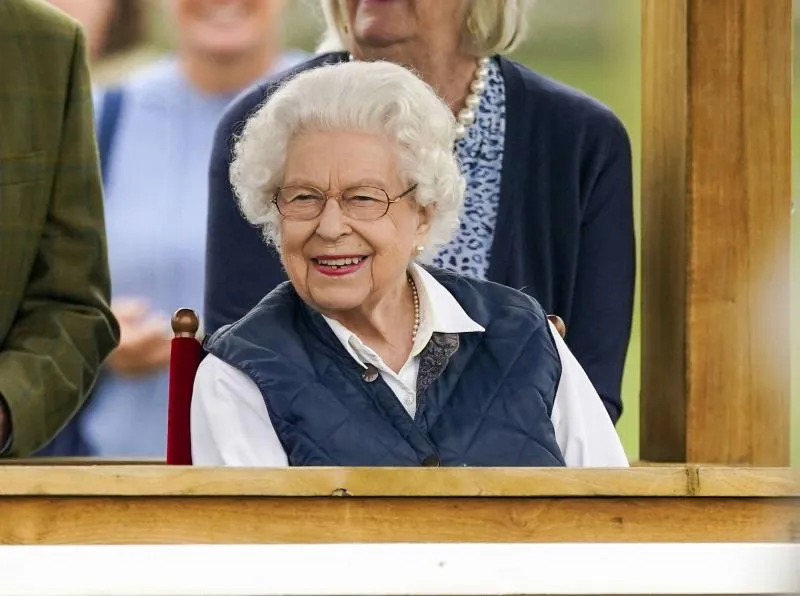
top-left (273, 184), bottom-right (418, 221)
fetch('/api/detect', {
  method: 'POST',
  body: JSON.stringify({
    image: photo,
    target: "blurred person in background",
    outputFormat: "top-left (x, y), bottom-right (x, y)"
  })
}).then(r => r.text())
top-left (42, 0), bottom-right (306, 457)
top-left (204, 0), bottom-right (635, 423)
top-left (42, 0), bottom-right (143, 63)
top-left (0, 0), bottom-right (119, 457)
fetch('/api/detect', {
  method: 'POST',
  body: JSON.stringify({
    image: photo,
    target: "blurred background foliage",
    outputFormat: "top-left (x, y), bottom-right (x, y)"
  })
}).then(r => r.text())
top-left (99, 0), bottom-right (799, 464)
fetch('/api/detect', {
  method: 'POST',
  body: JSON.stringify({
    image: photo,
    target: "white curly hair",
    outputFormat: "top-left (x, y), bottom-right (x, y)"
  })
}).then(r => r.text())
top-left (316, 0), bottom-right (532, 57)
top-left (230, 60), bottom-right (466, 262)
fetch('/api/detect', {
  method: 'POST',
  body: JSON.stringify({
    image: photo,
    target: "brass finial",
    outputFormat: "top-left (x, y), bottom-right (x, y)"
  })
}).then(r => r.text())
top-left (171, 308), bottom-right (199, 338)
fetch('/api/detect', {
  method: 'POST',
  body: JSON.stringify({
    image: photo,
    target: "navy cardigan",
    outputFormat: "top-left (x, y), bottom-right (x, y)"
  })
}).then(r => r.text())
top-left (204, 53), bottom-right (635, 422)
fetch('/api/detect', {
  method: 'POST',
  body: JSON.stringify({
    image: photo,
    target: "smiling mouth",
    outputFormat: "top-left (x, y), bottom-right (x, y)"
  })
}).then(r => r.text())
top-left (313, 256), bottom-right (367, 268)
top-left (311, 256), bottom-right (369, 276)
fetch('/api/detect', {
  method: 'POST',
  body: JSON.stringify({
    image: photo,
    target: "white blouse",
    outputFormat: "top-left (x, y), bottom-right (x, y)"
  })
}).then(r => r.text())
top-left (191, 265), bottom-right (629, 467)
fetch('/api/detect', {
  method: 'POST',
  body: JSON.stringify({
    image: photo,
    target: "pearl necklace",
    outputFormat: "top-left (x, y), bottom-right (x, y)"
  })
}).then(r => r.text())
top-left (346, 54), bottom-right (491, 140)
top-left (408, 274), bottom-right (420, 342)
top-left (455, 56), bottom-right (491, 140)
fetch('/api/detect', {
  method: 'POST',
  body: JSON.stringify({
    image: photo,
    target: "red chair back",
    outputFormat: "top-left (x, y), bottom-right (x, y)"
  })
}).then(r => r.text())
top-left (166, 308), bottom-right (204, 465)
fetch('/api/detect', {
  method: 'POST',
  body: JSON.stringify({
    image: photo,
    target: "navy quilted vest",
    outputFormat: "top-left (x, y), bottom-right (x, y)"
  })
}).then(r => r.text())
top-left (205, 268), bottom-right (565, 467)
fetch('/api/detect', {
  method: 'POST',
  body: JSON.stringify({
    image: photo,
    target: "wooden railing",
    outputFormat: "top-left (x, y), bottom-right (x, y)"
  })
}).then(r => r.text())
top-left (1, 465), bottom-right (797, 545)
top-left (1, 465), bottom-right (797, 594)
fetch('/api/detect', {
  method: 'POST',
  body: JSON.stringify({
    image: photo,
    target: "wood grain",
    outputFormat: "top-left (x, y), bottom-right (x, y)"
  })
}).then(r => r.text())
top-left (0, 466), bottom-right (796, 497)
top-left (641, 0), bottom-right (689, 464)
top-left (641, 0), bottom-right (792, 464)
top-left (1, 496), bottom-right (796, 545)
top-left (1, 457), bottom-right (166, 466)
top-left (694, 466), bottom-right (800, 497)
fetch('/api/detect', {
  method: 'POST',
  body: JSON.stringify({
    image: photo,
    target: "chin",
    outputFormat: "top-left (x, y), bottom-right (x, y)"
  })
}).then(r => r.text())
top-left (192, 33), bottom-right (256, 58)
top-left (308, 289), bottom-right (367, 316)
top-left (314, 298), bottom-right (363, 316)
top-left (355, 31), bottom-right (411, 48)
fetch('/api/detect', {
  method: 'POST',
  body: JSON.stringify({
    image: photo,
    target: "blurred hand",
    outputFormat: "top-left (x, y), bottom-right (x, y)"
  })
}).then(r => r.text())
top-left (106, 298), bottom-right (171, 377)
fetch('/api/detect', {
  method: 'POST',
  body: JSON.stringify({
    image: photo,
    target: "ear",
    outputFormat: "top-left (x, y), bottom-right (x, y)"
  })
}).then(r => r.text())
top-left (414, 203), bottom-right (434, 240)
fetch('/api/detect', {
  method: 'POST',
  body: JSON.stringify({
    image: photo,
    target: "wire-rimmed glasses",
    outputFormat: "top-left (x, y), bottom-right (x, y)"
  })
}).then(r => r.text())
top-left (273, 184), bottom-right (418, 221)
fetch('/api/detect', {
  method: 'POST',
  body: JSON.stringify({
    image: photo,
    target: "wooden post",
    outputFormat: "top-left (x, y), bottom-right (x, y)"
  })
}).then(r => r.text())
top-left (641, 0), bottom-right (792, 465)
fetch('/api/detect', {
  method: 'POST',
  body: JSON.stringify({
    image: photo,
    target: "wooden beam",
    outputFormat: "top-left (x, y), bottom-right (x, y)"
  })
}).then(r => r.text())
top-left (0, 466), bottom-right (796, 545)
top-left (641, 0), bottom-right (793, 464)
top-left (2, 496), bottom-right (796, 544)
top-left (0, 465), bottom-right (797, 497)
top-left (0, 466), bottom-right (795, 545)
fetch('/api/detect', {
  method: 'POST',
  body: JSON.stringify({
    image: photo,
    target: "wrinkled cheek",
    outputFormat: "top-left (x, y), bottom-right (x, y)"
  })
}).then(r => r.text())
top-left (285, 257), bottom-right (314, 304)
top-left (277, 223), bottom-right (302, 264)
top-left (282, 253), bottom-right (306, 281)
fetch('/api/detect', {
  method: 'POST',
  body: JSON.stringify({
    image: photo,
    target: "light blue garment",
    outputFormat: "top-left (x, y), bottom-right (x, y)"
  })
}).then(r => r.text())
top-left (79, 53), bottom-right (305, 457)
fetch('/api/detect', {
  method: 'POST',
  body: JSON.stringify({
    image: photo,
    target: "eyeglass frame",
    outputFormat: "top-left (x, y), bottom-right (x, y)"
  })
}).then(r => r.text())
top-left (272, 183), bottom-right (418, 221)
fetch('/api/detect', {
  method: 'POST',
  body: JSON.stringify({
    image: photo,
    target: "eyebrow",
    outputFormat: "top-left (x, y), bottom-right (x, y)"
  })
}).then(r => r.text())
top-left (282, 179), bottom-right (393, 189)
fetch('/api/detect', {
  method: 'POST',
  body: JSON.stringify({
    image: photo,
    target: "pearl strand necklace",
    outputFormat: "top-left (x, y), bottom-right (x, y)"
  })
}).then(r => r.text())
top-left (408, 274), bottom-right (420, 342)
top-left (454, 56), bottom-right (491, 140)
top-left (346, 54), bottom-right (491, 140)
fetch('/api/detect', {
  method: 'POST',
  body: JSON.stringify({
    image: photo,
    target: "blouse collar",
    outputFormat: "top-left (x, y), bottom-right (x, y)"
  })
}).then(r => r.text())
top-left (322, 263), bottom-right (484, 368)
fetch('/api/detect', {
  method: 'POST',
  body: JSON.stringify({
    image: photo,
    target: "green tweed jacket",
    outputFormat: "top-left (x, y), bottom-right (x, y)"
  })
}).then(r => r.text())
top-left (0, 0), bottom-right (119, 456)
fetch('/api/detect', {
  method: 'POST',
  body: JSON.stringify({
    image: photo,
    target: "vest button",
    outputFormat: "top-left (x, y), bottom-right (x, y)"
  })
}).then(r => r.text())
top-left (361, 364), bottom-right (379, 383)
top-left (421, 455), bottom-right (440, 467)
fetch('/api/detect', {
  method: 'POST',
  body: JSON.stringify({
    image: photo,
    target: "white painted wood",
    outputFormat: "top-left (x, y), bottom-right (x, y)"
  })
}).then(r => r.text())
top-left (1, 543), bottom-right (798, 596)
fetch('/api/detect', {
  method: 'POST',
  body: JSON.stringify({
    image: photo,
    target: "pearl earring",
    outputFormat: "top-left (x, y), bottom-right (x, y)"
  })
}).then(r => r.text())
top-left (415, 245), bottom-right (425, 255)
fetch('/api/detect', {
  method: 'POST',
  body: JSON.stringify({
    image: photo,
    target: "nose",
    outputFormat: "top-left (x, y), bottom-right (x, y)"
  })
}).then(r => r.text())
top-left (315, 197), bottom-right (350, 241)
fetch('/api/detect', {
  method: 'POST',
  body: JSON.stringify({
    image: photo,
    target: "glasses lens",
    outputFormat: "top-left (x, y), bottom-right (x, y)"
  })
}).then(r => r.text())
top-left (277, 187), bottom-right (325, 220)
top-left (342, 187), bottom-right (390, 220)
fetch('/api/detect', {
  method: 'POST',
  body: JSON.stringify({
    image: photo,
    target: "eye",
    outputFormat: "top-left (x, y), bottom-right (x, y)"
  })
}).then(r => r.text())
top-left (291, 194), bottom-right (320, 202)
top-left (344, 187), bottom-right (388, 203)
top-left (282, 189), bottom-right (323, 203)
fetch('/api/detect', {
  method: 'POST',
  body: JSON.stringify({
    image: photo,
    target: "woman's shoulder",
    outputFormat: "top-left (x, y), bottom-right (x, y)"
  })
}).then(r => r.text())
top-left (204, 282), bottom-right (303, 348)
top-left (498, 57), bottom-right (629, 146)
top-left (116, 57), bottom-right (182, 92)
top-left (92, 57), bottom-right (186, 112)
top-left (428, 267), bottom-right (549, 326)
top-left (217, 52), bottom-right (349, 139)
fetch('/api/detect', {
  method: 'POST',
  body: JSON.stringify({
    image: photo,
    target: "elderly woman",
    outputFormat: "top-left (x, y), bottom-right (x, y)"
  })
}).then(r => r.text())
top-left (204, 0), bottom-right (635, 425)
top-left (191, 61), bottom-right (627, 467)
